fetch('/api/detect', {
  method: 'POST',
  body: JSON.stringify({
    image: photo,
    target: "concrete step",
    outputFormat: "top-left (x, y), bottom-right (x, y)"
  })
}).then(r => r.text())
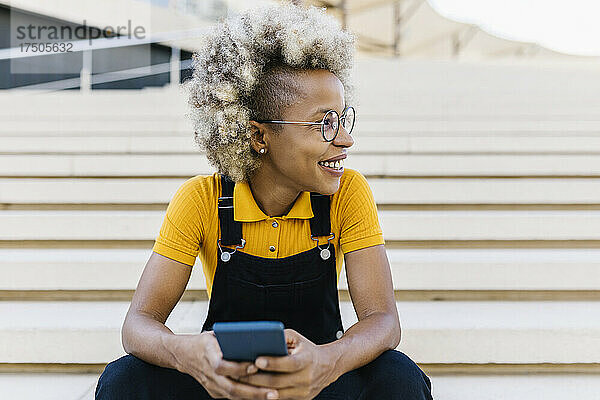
top-left (1, 105), bottom-right (599, 120)
top-left (3, 119), bottom-right (600, 136)
top-left (2, 106), bottom-right (599, 118)
top-left (2, 80), bottom-right (600, 111)
top-left (0, 374), bottom-right (99, 400)
top-left (3, 373), bottom-right (600, 400)
top-left (0, 90), bottom-right (187, 116)
top-left (430, 374), bottom-right (600, 400)
top-left (0, 136), bottom-right (405, 154)
top-left (5, 209), bottom-right (600, 241)
top-left (5, 128), bottom-right (597, 138)
top-left (4, 135), bottom-right (600, 154)
top-left (2, 248), bottom-right (600, 291)
top-left (6, 177), bottom-right (600, 205)
top-left (0, 120), bottom-right (195, 134)
top-left (358, 120), bottom-right (600, 135)
top-left (1, 154), bottom-right (401, 177)
top-left (3, 62), bottom-right (600, 118)
top-left (5, 154), bottom-right (600, 177)
top-left (0, 136), bottom-right (199, 154)
top-left (2, 300), bottom-right (600, 364)
top-left (354, 59), bottom-right (600, 94)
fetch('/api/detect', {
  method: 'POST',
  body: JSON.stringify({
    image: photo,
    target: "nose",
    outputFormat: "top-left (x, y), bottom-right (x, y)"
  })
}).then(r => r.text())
top-left (333, 124), bottom-right (354, 148)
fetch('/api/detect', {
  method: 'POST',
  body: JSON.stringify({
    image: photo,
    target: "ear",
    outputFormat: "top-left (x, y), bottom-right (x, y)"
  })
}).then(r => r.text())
top-left (248, 120), bottom-right (268, 154)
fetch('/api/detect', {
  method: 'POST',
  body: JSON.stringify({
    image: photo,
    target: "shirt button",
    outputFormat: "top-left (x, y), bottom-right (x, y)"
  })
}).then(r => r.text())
top-left (269, 245), bottom-right (276, 252)
top-left (272, 221), bottom-right (279, 228)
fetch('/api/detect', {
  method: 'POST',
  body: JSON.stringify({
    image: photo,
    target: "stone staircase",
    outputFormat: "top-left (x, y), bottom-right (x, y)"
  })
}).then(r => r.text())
top-left (1, 59), bottom-right (600, 399)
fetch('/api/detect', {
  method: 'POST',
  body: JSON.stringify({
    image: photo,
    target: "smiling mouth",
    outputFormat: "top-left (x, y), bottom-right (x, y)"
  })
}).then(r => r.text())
top-left (317, 159), bottom-right (344, 170)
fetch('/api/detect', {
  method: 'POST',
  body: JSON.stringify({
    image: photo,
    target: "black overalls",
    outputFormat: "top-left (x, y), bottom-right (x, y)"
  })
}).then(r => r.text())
top-left (96, 174), bottom-right (435, 399)
top-left (201, 174), bottom-right (345, 345)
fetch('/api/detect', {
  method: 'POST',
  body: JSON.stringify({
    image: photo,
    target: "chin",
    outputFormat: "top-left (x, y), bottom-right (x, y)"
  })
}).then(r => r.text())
top-left (315, 177), bottom-right (341, 196)
top-left (309, 164), bottom-right (344, 195)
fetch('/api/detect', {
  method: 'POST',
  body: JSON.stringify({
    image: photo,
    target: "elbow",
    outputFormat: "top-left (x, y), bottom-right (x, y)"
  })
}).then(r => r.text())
top-left (390, 312), bottom-right (401, 349)
top-left (393, 325), bottom-right (401, 349)
top-left (121, 319), bottom-right (131, 354)
top-left (121, 311), bottom-right (135, 354)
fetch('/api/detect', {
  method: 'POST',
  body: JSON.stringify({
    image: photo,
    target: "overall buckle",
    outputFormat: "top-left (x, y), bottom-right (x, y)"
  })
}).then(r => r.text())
top-left (217, 238), bottom-right (246, 262)
top-left (311, 233), bottom-right (335, 260)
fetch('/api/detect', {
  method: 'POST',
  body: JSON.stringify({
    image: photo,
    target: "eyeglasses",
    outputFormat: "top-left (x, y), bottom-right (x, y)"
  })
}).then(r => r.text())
top-left (256, 106), bottom-right (355, 142)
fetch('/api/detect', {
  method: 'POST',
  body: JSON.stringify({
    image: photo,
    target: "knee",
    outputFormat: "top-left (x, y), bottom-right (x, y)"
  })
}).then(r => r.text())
top-left (95, 355), bottom-right (153, 399)
top-left (360, 350), bottom-right (433, 399)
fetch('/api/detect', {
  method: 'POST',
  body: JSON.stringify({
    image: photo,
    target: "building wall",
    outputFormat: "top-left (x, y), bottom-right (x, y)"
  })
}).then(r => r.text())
top-left (0, 5), bottom-right (193, 90)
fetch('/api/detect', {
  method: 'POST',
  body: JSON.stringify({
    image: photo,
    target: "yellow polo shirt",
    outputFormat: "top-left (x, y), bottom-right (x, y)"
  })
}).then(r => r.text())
top-left (152, 168), bottom-right (384, 298)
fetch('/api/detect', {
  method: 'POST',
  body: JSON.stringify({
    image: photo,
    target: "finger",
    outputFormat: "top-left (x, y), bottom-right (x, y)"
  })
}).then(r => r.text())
top-left (254, 350), bottom-right (308, 373)
top-left (237, 371), bottom-right (298, 389)
top-left (203, 334), bottom-right (224, 361)
top-left (202, 343), bottom-right (257, 380)
top-left (214, 373), bottom-right (279, 400)
top-left (202, 337), bottom-right (254, 377)
top-left (211, 357), bottom-right (258, 379)
top-left (275, 386), bottom-right (311, 400)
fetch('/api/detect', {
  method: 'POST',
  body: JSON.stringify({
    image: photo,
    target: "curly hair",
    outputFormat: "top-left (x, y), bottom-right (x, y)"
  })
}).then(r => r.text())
top-left (183, 2), bottom-right (355, 182)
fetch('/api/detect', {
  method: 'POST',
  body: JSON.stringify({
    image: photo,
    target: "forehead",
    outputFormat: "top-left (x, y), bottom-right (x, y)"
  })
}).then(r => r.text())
top-left (290, 70), bottom-right (345, 115)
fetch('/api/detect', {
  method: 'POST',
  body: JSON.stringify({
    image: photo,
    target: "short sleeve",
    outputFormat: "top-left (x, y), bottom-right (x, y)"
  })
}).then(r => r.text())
top-left (338, 170), bottom-right (385, 254)
top-left (152, 178), bottom-right (204, 266)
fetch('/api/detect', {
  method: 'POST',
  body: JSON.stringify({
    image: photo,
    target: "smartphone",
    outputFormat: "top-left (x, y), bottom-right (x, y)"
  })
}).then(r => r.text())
top-left (212, 321), bottom-right (288, 362)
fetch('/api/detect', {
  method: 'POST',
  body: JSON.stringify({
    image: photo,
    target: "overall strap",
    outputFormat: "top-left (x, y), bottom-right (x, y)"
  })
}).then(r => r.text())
top-left (218, 174), bottom-right (244, 246)
top-left (309, 193), bottom-right (332, 237)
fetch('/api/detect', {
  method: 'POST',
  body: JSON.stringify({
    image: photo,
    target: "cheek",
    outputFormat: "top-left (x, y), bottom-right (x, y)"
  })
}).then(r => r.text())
top-left (279, 149), bottom-right (319, 172)
top-left (271, 130), bottom-right (327, 174)
top-left (279, 140), bottom-right (323, 165)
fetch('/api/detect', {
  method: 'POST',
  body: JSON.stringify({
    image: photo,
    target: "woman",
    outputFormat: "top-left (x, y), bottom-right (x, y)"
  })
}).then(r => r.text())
top-left (96, 3), bottom-right (433, 400)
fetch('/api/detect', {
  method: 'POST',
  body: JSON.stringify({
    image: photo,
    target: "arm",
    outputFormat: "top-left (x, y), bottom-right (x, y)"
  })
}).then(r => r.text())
top-left (121, 251), bottom-right (191, 369)
top-left (123, 176), bottom-right (204, 369)
top-left (321, 243), bottom-right (400, 381)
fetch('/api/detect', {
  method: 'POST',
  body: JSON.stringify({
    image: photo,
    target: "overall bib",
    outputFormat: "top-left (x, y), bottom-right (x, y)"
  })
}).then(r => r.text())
top-left (202, 174), bottom-right (345, 345)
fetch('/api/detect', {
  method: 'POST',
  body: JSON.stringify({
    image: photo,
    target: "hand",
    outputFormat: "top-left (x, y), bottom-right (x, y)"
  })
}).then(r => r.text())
top-left (176, 331), bottom-right (279, 400)
top-left (237, 329), bottom-right (338, 400)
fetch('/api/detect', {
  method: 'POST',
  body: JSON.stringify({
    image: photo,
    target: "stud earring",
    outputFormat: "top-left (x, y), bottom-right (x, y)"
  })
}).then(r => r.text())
top-left (259, 148), bottom-right (266, 154)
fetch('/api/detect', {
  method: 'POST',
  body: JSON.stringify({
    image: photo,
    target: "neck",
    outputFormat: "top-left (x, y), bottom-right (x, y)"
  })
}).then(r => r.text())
top-left (248, 167), bottom-right (301, 218)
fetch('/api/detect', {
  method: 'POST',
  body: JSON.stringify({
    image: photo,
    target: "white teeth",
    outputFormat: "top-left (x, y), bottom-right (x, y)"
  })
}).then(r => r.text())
top-left (319, 159), bottom-right (344, 170)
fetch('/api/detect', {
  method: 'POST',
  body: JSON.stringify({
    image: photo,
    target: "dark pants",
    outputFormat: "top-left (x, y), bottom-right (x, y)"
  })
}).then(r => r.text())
top-left (96, 349), bottom-right (433, 399)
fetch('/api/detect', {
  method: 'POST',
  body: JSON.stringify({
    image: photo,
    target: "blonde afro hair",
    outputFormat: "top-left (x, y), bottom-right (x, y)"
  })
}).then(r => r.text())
top-left (184, 2), bottom-right (355, 182)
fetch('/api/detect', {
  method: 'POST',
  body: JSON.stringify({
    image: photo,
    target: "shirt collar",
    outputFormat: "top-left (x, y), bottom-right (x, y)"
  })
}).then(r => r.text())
top-left (233, 181), bottom-right (314, 222)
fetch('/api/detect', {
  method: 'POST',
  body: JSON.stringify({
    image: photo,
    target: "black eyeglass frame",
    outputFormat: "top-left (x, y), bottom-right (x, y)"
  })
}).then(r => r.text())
top-left (255, 106), bottom-right (355, 142)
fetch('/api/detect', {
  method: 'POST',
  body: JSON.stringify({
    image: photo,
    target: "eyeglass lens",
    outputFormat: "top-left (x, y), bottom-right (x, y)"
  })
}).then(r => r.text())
top-left (323, 110), bottom-right (339, 141)
top-left (322, 107), bottom-right (355, 141)
top-left (341, 107), bottom-right (355, 135)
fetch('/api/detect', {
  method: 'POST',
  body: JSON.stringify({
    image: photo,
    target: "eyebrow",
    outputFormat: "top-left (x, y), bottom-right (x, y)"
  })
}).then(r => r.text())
top-left (311, 108), bottom-right (329, 118)
top-left (311, 105), bottom-right (347, 118)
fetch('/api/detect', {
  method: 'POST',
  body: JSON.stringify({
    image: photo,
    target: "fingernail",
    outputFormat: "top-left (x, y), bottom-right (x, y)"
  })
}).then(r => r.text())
top-left (267, 391), bottom-right (278, 399)
top-left (256, 359), bottom-right (267, 368)
top-left (247, 365), bottom-right (258, 374)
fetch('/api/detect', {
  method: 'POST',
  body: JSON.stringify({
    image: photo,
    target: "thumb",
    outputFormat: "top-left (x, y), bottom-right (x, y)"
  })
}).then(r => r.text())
top-left (284, 329), bottom-right (302, 348)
